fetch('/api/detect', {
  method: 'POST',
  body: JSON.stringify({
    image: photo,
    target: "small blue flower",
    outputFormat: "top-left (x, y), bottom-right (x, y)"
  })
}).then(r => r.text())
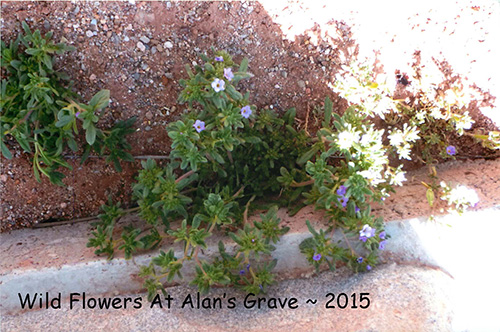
top-left (446, 145), bottom-right (456, 156)
top-left (379, 231), bottom-right (386, 239)
top-left (251, 238), bottom-right (255, 243)
top-left (224, 67), bottom-right (234, 81)
top-left (246, 264), bottom-right (250, 271)
top-left (359, 224), bottom-right (375, 238)
top-left (313, 253), bottom-right (322, 261)
top-left (241, 105), bottom-right (252, 119)
top-left (355, 206), bottom-right (360, 214)
top-left (75, 111), bottom-right (81, 118)
top-left (366, 265), bottom-right (372, 271)
top-left (259, 284), bottom-right (263, 290)
top-left (215, 56), bottom-right (224, 62)
top-left (338, 195), bottom-right (349, 208)
top-left (193, 120), bottom-right (205, 133)
top-left (239, 270), bottom-right (245, 275)
top-left (357, 257), bottom-right (363, 263)
top-left (379, 240), bottom-right (387, 250)
top-left (359, 236), bottom-right (368, 243)
top-left (337, 185), bottom-right (347, 196)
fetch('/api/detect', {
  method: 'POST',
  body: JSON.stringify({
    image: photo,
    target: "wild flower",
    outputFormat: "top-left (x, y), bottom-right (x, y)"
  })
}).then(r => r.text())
top-left (338, 196), bottom-right (349, 208)
top-left (379, 240), bottom-right (387, 250)
top-left (336, 185), bottom-right (347, 196)
top-left (446, 145), bottom-right (456, 156)
top-left (379, 231), bottom-right (386, 239)
top-left (337, 126), bottom-right (360, 150)
top-left (313, 253), bottom-right (322, 261)
top-left (193, 120), bottom-right (205, 133)
top-left (359, 224), bottom-right (375, 238)
top-left (224, 68), bottom-right (234, 81)
top-left (366, 265), bottom-right (372, 271)
top-left (241, 105), bottom-right (252, 119)
top-left (357, 257), bottom-right (363, 263)
top-left (215, 56), bottom-right (224, 62)
top-left (211, 78), bottom-right (225, 92)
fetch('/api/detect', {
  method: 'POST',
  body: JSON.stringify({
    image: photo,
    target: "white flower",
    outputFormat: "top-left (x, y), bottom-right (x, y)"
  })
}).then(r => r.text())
top-left (389, 168), bottom-right (406, 186)
top-left (396, 144), bottom-right (412, 160)
top-left (211, 78), bottom-right (225, 92)
top-left (430, 108), bottom-right (444, 120)
top-left (415, 111), bottom-right (426, 124)
top-left (337, 128), bottom-right (360, 150)
top-left (388, 131), bottom-right (404, 147)
top-left (448, 185), bottom-right (479, 207)
top-left (454, 112), bottom-right (474, 135)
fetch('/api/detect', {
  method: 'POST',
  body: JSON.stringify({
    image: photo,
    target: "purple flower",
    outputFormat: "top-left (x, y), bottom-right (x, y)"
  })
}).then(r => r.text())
top-left (239, 270), bottom-right (245, 275)
top-left (359, 224), bottom-right (375, 238)
top-left (379, 240), bottom-right (387, 250)
top-left (259, 284), bottom-right (263, 290)
top-left (379, 231), bottom-right (386, 239)
top-left (357, 257), bottom-right (363, 263)
top-left (241, 105), bottom-right (252, 119)
top-left (359, 236), bottom-right (368, 243)
top-left (313, 253), bottom-right (322, 261)
top-left (215, 56), bottom-right (224, 62)
top-left (75, 111), bottom-right (81, 118)
top-left (251, 238), bottom-right (255, 243)
top-left (224, 68), bottom-right (234, 81)
top-left (338, 195), bottom-right (349, 208)
top-left (211, 78), bottom-right (225, 92)
top-left (193, 120), bottom-right (205, 133)
top-left (366, 265), bottom-right (372, 271)
top-left (337, 185), bottom-right (347, 196)
top-left (355, 206), bottom-right (360, 214)
top-left (446, 145), bottom-right (456, 156)
top-left (246, 264), bottom-right (250, 271)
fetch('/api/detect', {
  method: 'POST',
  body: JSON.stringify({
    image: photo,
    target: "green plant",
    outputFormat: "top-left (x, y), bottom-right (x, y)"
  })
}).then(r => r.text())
top-left (88, 51), bottom-right (306, 299)
top-left (1, 22), bottom-right (135, 185)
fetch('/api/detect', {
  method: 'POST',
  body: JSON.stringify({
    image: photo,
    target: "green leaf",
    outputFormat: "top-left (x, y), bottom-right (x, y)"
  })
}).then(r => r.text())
top-left (55, 115), bottom-right (72, 127)
top-left (89, 90), bottom-right (110, 110)
top-left (239, 57), bottom-right (249, 73)
top-left (297, 145), bottom-right (319, 165)
top-left (86, 125), bottom-right (97, 145)
top-left (1, 140), bottom-right (13, 159)
top-left (323, 97), bottom-right (332, 127)
top-left (426, 188), bottom-right (435, 207)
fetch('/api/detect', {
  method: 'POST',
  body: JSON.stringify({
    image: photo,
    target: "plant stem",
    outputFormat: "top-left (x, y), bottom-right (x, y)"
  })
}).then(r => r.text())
top-left (341, 229), bottom-right (355, 256)
top-left (176, 170), bottom-right (195, 183)
top-left (290, 179), bottom-right (315, 187)
top-left (243, 195), bottom-right (256, 225)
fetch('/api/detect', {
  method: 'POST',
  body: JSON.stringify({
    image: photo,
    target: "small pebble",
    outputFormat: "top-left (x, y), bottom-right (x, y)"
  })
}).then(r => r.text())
top-left (85, 30), bottom-right (94, 38)
top-left (164, 41), bottom-right (173, 49)
top-left (137, 41), bottom-right (146, 52)
top-left (145, 111), bottom-right (153, 120)
top-left (89, 74), bottom-right (97, 81)
top-left (139, 36), bottom-right (150, 44)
